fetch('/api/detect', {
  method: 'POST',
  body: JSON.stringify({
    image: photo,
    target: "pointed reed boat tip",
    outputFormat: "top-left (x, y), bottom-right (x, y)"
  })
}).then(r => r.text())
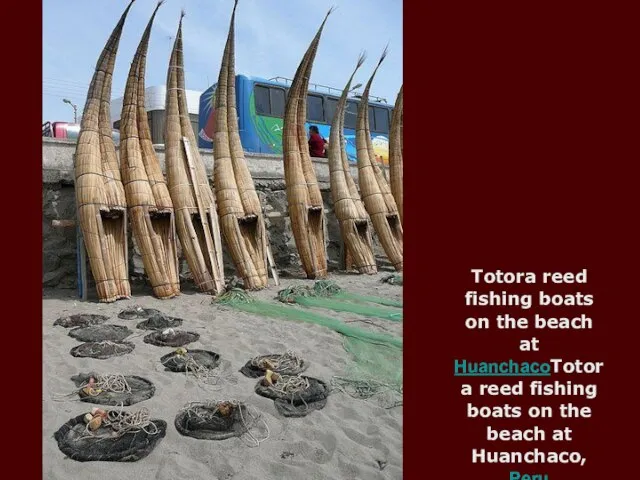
top-left (379, 44), bottom-right (389, 64)
top-left (157, 0), bottom-right (166, 8)
top-left (231, 0), bottom-right (239, 19)
top-left (324, 5), bottom-right (336, 22)
top-left (180, 8), bottom-right (186, 20)
top-left (357, 51), bottom-right (367, 69)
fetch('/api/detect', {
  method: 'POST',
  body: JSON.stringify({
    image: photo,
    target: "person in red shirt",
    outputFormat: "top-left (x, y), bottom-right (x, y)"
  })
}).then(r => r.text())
top-left (308, 125), bottom-right (328, 157)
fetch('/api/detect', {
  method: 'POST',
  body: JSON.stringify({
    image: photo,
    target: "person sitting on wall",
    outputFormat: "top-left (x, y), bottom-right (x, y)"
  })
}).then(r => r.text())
top-left (308, 125), bottom-right (328, 158)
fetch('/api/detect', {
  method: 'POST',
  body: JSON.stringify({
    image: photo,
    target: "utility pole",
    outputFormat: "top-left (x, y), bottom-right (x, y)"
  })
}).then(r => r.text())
top-left (63, 98), bottom-right (78, 123)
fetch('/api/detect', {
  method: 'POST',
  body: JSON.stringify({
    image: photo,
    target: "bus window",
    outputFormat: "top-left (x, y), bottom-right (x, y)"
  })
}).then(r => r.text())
top-left (254, 84), bottom-right (286, 118)
top-left (344, 100), bottom-right (358, 129)
top-left (368, 106), bottom-right (376, 132)
top-left (307, 94), bottom-right (324, 122)
top-left (374, 106), bottom-right (390, 133)
top-left (325, 97), bottom-right (338, 124)
top-left (270, 88), bottom-right (286, 117)
top-left (254, 85), bottom-right (270, 115)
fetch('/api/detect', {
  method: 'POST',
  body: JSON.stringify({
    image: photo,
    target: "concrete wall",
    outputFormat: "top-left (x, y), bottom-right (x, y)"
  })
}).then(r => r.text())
top-left (42, 138), bottom-right (389, 290)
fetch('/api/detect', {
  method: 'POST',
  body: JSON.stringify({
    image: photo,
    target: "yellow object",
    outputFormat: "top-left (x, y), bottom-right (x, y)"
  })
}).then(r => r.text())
top-left (265, 369), bottom-right (280, 386)
top-left (88, 416), bottom-right (102, 431)
top-left (83, 413), bottom-right (93, 424)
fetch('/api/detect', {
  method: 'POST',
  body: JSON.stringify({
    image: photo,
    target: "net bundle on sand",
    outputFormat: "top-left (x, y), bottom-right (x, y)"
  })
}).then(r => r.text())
top-left (388, 86), bottom-right (403, 224)
top-left (356, 48), bottom-right (403, 272)
top-left (160, 347), bottom-right (236, 388)
top-left (164, 13), bottom-right (225, 295)
top-left (277, 280), bottom-right (403, 320)
top-left (215, 289), bottom-right (402, 407)
top-left (327, 53), bottom-right (377, 274)
top-left (282, 8), bottom-right (335, 280)
top-left (161, 348), bottom-right (220, 372)
top-left (68, 324), bottom-right (133, 343)
top-left (70, 341), bottom-right (135, 360)
top-left (255, 372), bottom-right (329, 417)
top-left (71, 373), bottom-right (155, 406)
top-left (240, 351), bottom-right (308, 378)
top-left (174, 400), bottom-right (269, 446)
top-left (119, 1), bottom-right (180, 299)
top-left (213, 0), bottom-right (270, 290)
top-left (54, 314), bottom-right (109, 328)
top-left (143, 328), bottom-right (199, 347)
top-left (74, 1), bottom-right (134, 303)
top-left (54, 406), bottom-right (166, 462)
top-left (136, 312), bottom-right (183, 330)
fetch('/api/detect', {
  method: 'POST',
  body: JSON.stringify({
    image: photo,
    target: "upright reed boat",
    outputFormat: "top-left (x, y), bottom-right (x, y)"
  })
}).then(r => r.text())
top-left (327, 54), bottom-right (377, 274)
top-left (356, 49), bottom-right (403, 272)
top-left (74, 1), bottom-right (134, 302)
top-left (282, 8), bottom-right (334, 279)
top-left (389, 86), bottom-right (403, 224)
top-left (213, 0), bottom-right (270, 290)
top-left (120, 1), bottom-right (180, 299)
top-left (164, 14), bottom-right (225, 295)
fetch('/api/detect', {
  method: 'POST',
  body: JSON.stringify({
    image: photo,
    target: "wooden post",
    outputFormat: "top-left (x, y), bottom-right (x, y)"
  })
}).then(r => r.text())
top-left (76, 223), bottom-right (88, 301)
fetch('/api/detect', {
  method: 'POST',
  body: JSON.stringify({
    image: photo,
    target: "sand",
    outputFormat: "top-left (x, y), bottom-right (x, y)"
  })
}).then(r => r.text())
top-left (43, 272), bottom-right (403, 480)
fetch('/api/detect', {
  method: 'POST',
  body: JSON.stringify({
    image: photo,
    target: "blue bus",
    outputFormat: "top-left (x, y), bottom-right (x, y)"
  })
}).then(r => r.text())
top-left (198, 74), bottom-right (393, 165)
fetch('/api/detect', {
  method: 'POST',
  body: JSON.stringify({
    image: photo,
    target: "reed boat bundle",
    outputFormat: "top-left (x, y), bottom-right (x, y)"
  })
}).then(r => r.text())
top-left (74, 1), bottom-right (134, 303)
top-left (120, 1), bottom-right (180, 299)
top-left (389, 86), bottom-right (403, 224)
top-left (356, 49), bottom-right (403, 272)
top-left (164, 14), bottom-right (225, 295)
top-left (282, 8), bottom-right (335, 279)
top-left (327, 54), bottom-right (377, 274)
top-left (213, 0), bottom-right (269, 290)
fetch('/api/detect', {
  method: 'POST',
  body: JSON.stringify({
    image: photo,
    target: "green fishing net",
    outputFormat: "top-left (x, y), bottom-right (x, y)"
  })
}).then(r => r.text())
top-left (276, 280), bottom-right (403, 321)
top-left (216, 289), bottom-right (402, 407)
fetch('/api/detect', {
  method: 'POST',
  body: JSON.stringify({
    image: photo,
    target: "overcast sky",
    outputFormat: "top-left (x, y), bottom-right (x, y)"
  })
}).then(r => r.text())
top-left (43, 0), bottom-right (403, 123)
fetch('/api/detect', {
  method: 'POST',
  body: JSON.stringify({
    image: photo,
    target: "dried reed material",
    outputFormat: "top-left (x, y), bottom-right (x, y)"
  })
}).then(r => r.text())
top-left (389, 86), bottom-right (403, 224)
top-left (120, 1), bottom-right (180, 299)
top-left (74, 1), bottom-right (134, 302)
top-left (164, 14), bottom-right (225, 294)
top-left (356, 48), bottom-right (403, 271)
top-left (327, 54), bottom-right (377, 274)
top-left (282, 8), bottom-right (334, 279)
top-left (213, 0), bottom-right (269, 290)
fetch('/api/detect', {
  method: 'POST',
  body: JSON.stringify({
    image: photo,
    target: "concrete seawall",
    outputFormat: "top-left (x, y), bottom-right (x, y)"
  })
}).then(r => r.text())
top-left (42, 138), bottom-right (389, 290)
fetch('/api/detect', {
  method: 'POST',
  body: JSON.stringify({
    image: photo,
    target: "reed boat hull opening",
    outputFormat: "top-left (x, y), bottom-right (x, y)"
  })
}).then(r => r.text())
top-left (238, 214), bottom-right (258, 225)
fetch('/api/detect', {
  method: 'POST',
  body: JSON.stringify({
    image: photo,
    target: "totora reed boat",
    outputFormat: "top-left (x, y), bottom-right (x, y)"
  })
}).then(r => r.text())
top-left (327, 53), bottom-right (377, 274)
top-left (164, 13), bottom-right (225, 295)
top-left (282, 8), bottom-right (335, 279)
top-left (213, 0), bottom-right (271, 290)
top-left (74, 1), bottom-right (134, 302)
top-left (356, 48), bottom-right (403, 272)
top-left (119, 1), bottom-right (180, 299)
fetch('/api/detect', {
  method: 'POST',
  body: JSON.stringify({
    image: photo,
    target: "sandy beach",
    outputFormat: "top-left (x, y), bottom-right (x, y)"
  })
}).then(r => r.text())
top-left (43, 272), bottom-right (403, 480)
